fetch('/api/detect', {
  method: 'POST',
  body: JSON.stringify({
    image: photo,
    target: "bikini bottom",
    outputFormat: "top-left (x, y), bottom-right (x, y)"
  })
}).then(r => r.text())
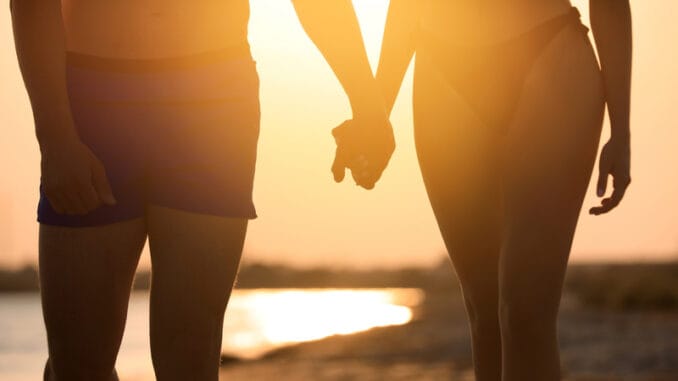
top-left (418, 7), bottom-right (589, 132)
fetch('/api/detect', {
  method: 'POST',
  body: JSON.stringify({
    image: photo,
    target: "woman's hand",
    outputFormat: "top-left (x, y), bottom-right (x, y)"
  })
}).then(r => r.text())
top-left (40, 137), bottom-right (116, 215)
top-left (589, 138), bottom-right (631, 215)
top-left (331, 118), bottom-right (395, 190)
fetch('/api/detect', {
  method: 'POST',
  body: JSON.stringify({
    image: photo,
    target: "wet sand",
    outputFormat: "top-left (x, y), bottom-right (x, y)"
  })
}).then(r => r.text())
top-left (219, 291), bottom-right (678, 381)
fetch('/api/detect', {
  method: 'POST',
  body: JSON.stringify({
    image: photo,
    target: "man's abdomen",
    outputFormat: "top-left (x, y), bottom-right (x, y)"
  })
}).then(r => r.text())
top-left (62, 0), bottom-right (250, 58)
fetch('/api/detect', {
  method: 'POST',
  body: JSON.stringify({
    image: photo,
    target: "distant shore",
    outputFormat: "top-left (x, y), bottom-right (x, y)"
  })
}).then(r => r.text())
top-left (3, 261), bottom-right (678, 312)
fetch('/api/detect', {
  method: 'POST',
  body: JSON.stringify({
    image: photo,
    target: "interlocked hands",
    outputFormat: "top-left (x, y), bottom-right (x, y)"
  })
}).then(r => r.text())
top-left (330, 118), bottom-right (395, 190)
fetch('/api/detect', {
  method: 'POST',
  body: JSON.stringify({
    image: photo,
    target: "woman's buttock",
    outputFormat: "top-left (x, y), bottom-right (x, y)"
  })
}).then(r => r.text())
top-left (61, 0), bottom-right (250, 58)
top-left (420, 0), bottom-right (574, 45)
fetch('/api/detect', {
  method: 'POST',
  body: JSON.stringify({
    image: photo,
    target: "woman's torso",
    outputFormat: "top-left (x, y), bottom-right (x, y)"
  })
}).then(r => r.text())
top-left (62, 0), bottom-right (250, 58)
top-left (420, 0), bottom-right (574, 45)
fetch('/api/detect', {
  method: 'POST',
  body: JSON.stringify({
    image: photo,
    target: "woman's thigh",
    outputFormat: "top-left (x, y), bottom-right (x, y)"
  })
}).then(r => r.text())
top-left (499, 23), bottom-right (605, 313)
top-left (413, 54), bottom-right (504, 286)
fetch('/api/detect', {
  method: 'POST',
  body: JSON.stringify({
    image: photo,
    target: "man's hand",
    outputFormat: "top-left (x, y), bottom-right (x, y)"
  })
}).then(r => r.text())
top-left (331, 119), bottom-right (395, 190)
top-left (40, 138), bottom-right (116, 215)
top-left (589, 138), bottom-right (631, 215)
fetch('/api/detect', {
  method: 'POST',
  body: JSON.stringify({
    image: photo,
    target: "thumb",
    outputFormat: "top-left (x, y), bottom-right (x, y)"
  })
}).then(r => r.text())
top-left (92, 164), bottom-right (117, 205)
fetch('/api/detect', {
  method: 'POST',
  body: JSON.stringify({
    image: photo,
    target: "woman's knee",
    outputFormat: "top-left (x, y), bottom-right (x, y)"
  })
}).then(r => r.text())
top-left (463, 293), bottom-right (500, 336)
top-left (498, 289), bottom-right (559, 343)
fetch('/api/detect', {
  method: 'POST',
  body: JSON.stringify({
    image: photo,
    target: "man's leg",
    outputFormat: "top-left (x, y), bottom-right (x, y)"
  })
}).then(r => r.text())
top-left (40, 219), bottom-right (147, 381)
top-left (147, 206), bottom-right (246, 381)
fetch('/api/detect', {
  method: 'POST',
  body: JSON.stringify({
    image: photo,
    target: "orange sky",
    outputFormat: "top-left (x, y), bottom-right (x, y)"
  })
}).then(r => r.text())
top-left (0, 1), bottom-right (676, 269)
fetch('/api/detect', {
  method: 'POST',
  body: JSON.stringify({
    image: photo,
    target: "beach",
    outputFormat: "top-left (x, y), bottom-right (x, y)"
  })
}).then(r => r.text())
top-left (219, 291), bottom-right (678, 381)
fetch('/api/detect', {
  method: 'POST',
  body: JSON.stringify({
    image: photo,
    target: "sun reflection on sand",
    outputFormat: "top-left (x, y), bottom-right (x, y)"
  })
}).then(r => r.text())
top-left (222, 288), bottom-right (424, 358)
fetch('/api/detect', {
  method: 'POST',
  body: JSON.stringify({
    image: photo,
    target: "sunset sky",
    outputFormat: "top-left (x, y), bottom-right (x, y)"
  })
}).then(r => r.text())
top-left (0, 1), bottom-right (676, 269)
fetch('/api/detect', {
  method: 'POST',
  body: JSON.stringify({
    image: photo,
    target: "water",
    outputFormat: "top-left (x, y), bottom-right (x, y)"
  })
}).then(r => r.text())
top-left (0, 288), bottom-right (423, 381)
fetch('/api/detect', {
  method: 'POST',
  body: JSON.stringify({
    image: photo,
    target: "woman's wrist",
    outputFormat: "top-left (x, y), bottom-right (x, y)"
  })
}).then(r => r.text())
top-left (609, 123), bottom-right (630, 145)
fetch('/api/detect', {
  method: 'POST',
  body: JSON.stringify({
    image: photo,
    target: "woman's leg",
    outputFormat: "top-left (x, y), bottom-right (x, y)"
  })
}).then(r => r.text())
top-left (147, 205), bottom-right (247, 381)
top-left (499, 25), bottom-right (605, 381)
top-left (413, 54), bottom-right (504, 381)
top-left (40, 219), bottom-right (147, 381)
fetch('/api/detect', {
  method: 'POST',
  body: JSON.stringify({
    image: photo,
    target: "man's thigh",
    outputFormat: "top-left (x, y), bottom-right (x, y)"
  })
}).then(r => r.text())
top-left (146, 205), bottom-right (247, 312)
top-left (39, 219), bottom-right (146, 376)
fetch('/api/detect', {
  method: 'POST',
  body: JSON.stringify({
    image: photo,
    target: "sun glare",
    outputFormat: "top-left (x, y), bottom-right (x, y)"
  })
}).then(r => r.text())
top-left (222, 288), bottom-right (424, 358)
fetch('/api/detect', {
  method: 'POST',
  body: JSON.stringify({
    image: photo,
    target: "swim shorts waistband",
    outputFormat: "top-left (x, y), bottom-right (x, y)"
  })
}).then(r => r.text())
top-left (66, 43), bottom-right (252, 73)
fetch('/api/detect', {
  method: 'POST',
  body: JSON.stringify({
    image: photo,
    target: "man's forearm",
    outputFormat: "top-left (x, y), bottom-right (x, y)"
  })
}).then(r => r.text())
top-left (292, 0), bottom-right (384, 121)
top-left (590, 0), bottom-right (632, 142)
top-left (376, 0), bottom-right (419, 116)
top-left (11, 0), bottom-right (78, 151)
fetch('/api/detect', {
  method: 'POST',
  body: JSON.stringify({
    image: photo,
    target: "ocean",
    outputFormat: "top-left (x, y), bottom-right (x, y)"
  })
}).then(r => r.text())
top-left (0, 288), bottom-right (423, 381)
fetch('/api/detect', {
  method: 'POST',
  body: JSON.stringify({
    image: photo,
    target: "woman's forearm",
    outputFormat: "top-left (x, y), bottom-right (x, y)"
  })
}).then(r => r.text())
top-left (11, 0), bottom-right (78, 151)
top-left (292, 0), bottom-right (385, 121)
top-left (590, 0), bottom-right (632, 142)
top-left (376, 0), bottom-right (419, 116)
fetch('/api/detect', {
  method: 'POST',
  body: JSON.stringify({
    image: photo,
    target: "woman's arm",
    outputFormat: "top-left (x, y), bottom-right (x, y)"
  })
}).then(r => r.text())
top-left (11, 0), bottom-right (115, 214)
top-left (376, 0), bottom-right (420, 116)
top-left (292, 0), bottom-right (394, 188)
top-left (589, 0), bottom-right (633, 215)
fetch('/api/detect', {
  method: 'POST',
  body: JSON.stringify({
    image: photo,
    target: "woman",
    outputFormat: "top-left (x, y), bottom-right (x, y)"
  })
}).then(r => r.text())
top-left (341, 0), bottom-right (632, 380)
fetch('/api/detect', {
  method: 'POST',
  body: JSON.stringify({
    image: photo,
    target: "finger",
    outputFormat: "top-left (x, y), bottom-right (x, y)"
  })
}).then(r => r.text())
top-left (596, 165), bottom-right (609, 198)
top-left (354, 165), bottom-right (379, 190)
top-left (332, 149), bottom-right (346, 183)
top-left (589, 183), bottom-right (628, 216)
top-left (358, 179), bottom-right (376, 190)
top-left (604, 182), bottom-right (628, 211)
top-left (91, 163), bottom-right (117, 205)
top-left (352, 169), bottom-right (375, 190)
top-left (79, 183), bottom-right (101, 212)
top-left (61, 190), bottom-right (89, 215)
top-left (358, 151), bottom-right (391, 189)
top-left (589, 200), bottom-right (615, 216)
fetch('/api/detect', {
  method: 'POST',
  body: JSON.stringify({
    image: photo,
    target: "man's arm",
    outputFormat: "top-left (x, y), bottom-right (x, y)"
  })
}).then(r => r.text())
top-left (292, 0), bottom-right (385, 123)
top-left (376, 0), bottom-right (420, 116)
top-left (292, 0), bottom-right (394, 188)
top-left (11, 0), bottom-right (115, 214)
top-left (11, 0), bottom-right (77, 147)
top-left (589, 0), bottom-right (633, 215)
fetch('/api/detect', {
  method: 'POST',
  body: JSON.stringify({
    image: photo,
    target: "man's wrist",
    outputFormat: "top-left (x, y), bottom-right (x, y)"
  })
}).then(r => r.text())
top-left (36, 119), bottom-right (80, 155)
top-left (350, 92), bottom-right (387, 124)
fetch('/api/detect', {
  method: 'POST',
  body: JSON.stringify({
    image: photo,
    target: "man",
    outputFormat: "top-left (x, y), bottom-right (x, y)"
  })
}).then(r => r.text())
top-left (10, 0), bottom-right (393, 380)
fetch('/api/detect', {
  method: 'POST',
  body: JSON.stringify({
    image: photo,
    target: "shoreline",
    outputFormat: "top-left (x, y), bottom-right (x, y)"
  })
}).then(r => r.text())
top-left (219, 291), bottom-right (678, 381)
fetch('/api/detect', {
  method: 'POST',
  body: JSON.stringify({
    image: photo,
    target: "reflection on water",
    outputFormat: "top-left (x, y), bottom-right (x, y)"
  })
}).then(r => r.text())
top-left (0, 288), bottom-right (424, 381)
top-left (223, 288), bottom-right (424, 358)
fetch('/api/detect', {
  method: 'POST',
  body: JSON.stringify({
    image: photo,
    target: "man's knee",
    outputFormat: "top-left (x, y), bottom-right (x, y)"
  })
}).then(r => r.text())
top-left (45, 357), bottom-right (119, 381)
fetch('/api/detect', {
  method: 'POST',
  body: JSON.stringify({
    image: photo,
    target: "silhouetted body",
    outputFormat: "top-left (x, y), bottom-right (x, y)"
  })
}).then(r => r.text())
top-left (373, 1), bottom-right (632, 380)
top-left (11, 0), bottom-right (389, 380)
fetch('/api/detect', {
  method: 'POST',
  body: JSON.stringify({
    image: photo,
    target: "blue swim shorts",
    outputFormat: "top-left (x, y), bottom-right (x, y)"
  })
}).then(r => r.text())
top-left (37, 44), bottom-right (260, 226)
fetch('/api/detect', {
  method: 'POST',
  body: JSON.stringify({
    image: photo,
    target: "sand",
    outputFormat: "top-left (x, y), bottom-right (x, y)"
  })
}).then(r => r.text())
top-left (219, 291), bottom-right (678, 381)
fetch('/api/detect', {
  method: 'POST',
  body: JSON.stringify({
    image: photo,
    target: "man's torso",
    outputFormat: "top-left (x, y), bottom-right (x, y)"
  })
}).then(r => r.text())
top-left (62, 0), bottom-right (250, 58)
